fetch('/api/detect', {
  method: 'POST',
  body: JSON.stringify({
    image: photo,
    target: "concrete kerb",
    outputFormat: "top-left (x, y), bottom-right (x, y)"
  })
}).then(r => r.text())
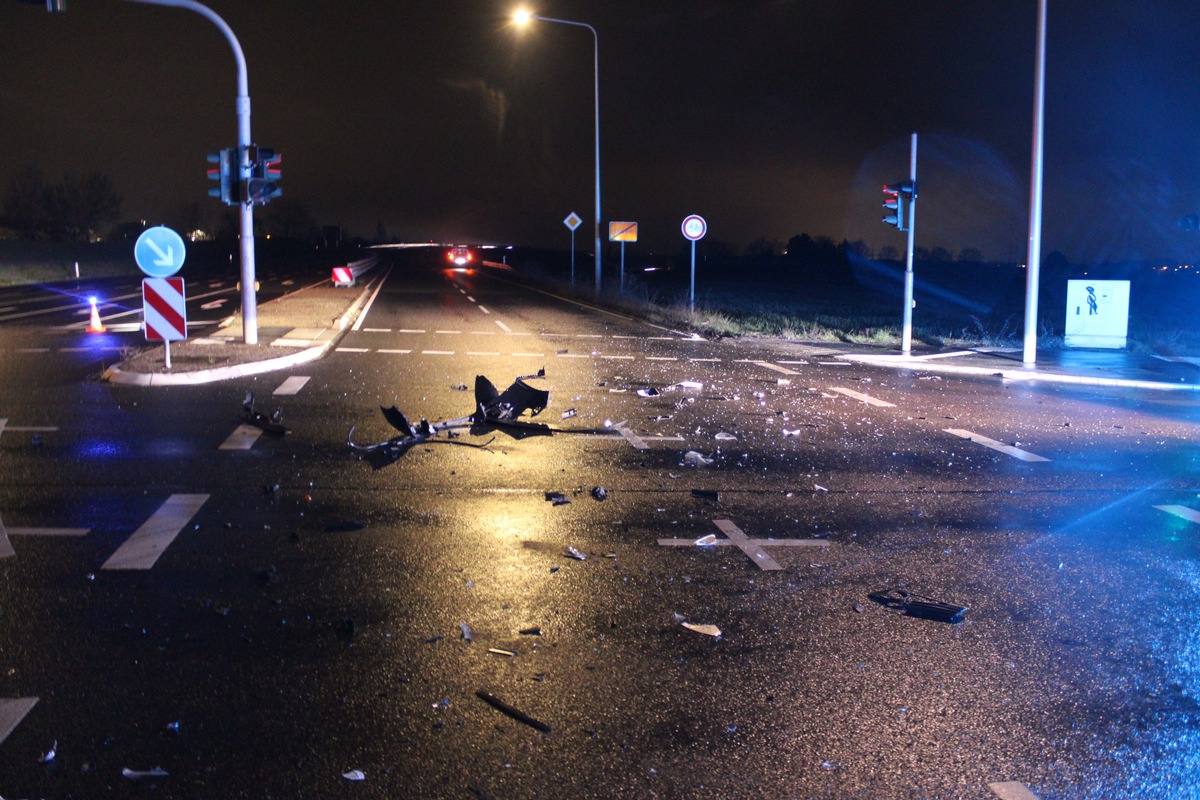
top-left (100, 283), bottom-right (376, 387)
top-left (838, 352), bottom-right (1200, 392)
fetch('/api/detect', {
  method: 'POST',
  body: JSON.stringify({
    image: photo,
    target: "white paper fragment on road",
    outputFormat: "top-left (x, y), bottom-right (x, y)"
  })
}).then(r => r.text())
top-left (122, 767), bottom-right (169, 779)
top-left (684, 451), bottom-right (714, 467)
top-left (693, 534), bottom-right (718, 546)
top-left (675, 381), bottom-right (703, 390)
top-left (560, 408), bottom-right (577, 419)
top-left (461, 623), bottom-right (473, 642)
top-left (814, 484), bottom-right (828, 492)
top-left (565, 546), bottom-right (587, 561)
top-left (488, 648), bottom-right (516, 657)
top-left (682, 622), bottom-right (722, 638)
top-left (714, 432), bottom-right (737, 441)
top-left (39, 739), bottom-right (56, 762)
top-left (343, 769), bottom-right (366, 781)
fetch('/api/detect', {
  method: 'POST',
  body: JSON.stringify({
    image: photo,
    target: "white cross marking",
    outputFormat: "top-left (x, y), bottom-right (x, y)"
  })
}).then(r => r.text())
top-left (658, 519), bottom-right (830, 571)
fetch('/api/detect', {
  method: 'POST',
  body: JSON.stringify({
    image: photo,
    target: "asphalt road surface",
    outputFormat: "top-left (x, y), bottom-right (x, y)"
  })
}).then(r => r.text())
top-left (2, 252), bottom-right (1199, 799)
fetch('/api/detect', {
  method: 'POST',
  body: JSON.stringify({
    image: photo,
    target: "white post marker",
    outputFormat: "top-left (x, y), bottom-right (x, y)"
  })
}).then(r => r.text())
top-left (658, 519), bottom-right (829, 571)
top-left (681, 214), bottom-right (707, 313)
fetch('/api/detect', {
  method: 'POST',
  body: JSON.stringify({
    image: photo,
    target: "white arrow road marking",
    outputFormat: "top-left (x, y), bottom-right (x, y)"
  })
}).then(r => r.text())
top-left (1155, 505), bottom-right (1200, 524)
top-left (200, 299), bottom-right (228, 310)
top-left (219, 424), bottom-right (264, 451)
top-left (830, 387), bottom-right (895, 407)
top-left (989, 782), bottom-right (1041, 800)
top-left (0, 697), bottom-right (39, 746)
top-left (943, 429), bottom-right (1050, 462)
top-left (658, 519), bottom-right (830, 571)
top-left (146, 238), bottom-right (174, 266)
top-left (101, 494), bottom-right (209, 570)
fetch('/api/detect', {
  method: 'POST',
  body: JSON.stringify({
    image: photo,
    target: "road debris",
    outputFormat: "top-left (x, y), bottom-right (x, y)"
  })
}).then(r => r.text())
top-left (565, 546), bottom-right (587, 561)
top-left (38, 739), bottom-right (56, 763)
top-left (590, 486), bottom-right (608, 501)
top-left (461, 623), bottom-right (473, 642)
top-left (519, 626), bottom-right (542, 636)
top-left (868, 589), bottom-right (967, 623)
top-left (681, 622), bottom-right (722, 638)
top-left (488, 648), bottom-right (516, 657)
top-left (636, 388), bottom-right (660, 397)
top-left (561, 408), bottom-right (577, 419)
top-left (693, 534), bottom-right (717, 546)
top-left (545, 492), bottom-right (571, 506)
top-left (122, 767), bottom-right (169, 779)
top-left (240, 391), bottom-right (288, 434)
top-left (343, 769), bottom-right (366, 781)
top-left (714, 432), bottom-right (737, 441)
top-left (476, 690), bottom-right (552, 733)
top-left (683, 451), bottom-right (714, 467)
top-left (691, 489), bottom-right (720, 503)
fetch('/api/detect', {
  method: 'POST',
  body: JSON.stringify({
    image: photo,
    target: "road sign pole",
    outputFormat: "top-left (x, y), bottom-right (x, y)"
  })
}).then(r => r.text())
top-left (620, 242), bottom-right (625, 293)
top-left (690, 241), bottom-right (696, 313)
top-left (570, 230), bottom-right (576, 286)
top-left (901, 132), bottom-right (917, 355)
top-left (164, 339), bottom-right (171, 371)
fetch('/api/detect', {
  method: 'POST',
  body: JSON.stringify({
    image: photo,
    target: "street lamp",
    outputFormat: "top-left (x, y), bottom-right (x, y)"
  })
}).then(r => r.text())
top-left (512, 8), bottom-right (602, 294)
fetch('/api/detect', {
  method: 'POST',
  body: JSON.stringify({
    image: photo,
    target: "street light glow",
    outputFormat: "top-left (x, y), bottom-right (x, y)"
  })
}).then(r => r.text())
top-left (512, 8), bottom-right (531, 25)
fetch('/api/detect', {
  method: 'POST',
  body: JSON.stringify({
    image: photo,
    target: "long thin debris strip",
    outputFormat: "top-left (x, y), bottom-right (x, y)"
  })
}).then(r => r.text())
top-left (122, 767), bottom-right (169, 779)
top-left (681, 622), bottom-right (722, 638)
top-left (476, 690), bottom-right (552, 733)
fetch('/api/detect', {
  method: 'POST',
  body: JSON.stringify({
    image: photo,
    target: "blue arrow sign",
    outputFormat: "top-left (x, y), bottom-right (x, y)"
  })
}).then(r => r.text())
top-left (134, 226), bottom-right (187, 278)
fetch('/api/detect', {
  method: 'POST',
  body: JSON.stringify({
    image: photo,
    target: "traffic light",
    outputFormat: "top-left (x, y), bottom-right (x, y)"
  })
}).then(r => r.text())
top-left (246, 147), bottom-right (282, 205)
top-left (207, 148), bottom-right (235, 205)
top-left (882, 180), bottom-right (917, 232)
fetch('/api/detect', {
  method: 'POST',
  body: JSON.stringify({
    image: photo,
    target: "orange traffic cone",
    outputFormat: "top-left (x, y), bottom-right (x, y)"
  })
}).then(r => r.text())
top-left (86, 299), bottom-right (106, 333)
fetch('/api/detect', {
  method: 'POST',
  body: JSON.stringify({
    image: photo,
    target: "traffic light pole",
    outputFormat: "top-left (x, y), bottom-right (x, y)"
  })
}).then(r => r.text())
top-left (901, 133), bottom-right (917, 355)
top-left (124, 0), bottom-right (258, 345)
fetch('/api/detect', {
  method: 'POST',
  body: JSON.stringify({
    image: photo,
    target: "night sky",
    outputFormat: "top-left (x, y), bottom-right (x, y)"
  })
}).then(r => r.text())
top-left (3, 0), bottom-right (1200, 265)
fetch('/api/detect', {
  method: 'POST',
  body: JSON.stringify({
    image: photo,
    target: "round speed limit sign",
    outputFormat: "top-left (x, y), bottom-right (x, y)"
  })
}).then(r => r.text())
top-left (681, 214), bottom-right (707, 241)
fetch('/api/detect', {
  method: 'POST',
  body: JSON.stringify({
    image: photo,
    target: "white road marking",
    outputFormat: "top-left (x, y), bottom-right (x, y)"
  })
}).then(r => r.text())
top-left (601, 355), bottom-right (635, 360)
top-left (361, 327), bottom-right (392, 332)
top-left (397, 328), bottom-right (426, 333)
top-left (616, 426), bottom-right (648, 450)
top-left (478, 306), bottom-right (491, 314)
top-left (495, 320), bottom-right (512, 333)
top-left (466, 295), bottom-right (476, 302)
top-left (512, 352), bottom-right (544, 358)
top-left (689, 357), bottom-right (721, 363)
top-left (200, 299), bottom-right (228, 310)
top-left (351, 268), bottom-right (390, 331)
top-left (830, 387), bottom-right (895, 407)
top-left (219, 424), bottom-right (264, 450)
top-left (646, 356), bottom-right (677, 361)
top-left (335, 347), bottom-right (370, 353)
top-left (0, 419), bottom-right (58, 439)
top-left (557, 353), bottom-right (591, 358)
top-left (577, 334), bottom-right (603, 339)
top-left (0, 697), bottom-right (38, 746)
top-left (1155, 505), bottom-right (1200, 524)
top-left (943, 429), bottom-right (1050, 462)
top-left (422, 350), bottom-right (455, 355)
top-left (467, 351), bottom-right (501, 356)
top-left (818, 361), bottom-right (851, 366)
top-left (379, 349), bottom-right (412, 354)
top-left (657, 519), bottom-right (829, 571)
top-left (273, 376), bottom-right (310, 395)
top-left (435, 330), bottom-right (461, 334)
top-left (989, 782), bottom-right (1041, 800)
top-left (778, 360), bottom-right (807, 365)
top-left (470, 331), bottom-right (496, 336)
top-left (746, 360), bottom-right (801, 375)
top-left (16, 347), bottom-right (49, 353)
top-left (101, 493), bottom-right (210, 570)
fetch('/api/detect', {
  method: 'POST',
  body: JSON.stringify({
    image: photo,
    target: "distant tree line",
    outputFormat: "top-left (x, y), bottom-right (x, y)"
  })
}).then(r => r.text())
top-left (1, 166), bottom-right (122, 243)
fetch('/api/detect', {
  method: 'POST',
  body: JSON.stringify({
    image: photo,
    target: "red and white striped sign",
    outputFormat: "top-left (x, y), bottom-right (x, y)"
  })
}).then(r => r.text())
top-left (142, 278), bottom-right (187, 342)
top-left (332, 266), bottom-right (353, 285)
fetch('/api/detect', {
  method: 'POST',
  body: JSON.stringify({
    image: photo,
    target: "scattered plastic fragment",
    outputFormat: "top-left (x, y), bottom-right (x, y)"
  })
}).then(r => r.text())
top-left (488, 648), bottom-right (516, 657)
top-left (868, 589), bottom-right (967, 623)
top-left (461, 623), bottom-right (473, 642)
top-left (450, 383), bottom-right (469, 391)
top-left (545, 492), bottom-right (571, 506)
top-left (776, 378), bottom-right (791, 386)
top-left (714, 432), bottom-right (737, 441)
top-left (561, 408), bottom-right (577, 419)
top-left (343, 769), bottom-right (366, 781)
top-left (693, 534), bottom-right (717, 546)
top-left (691, 489), bottom-right (720, 502)
top-left (590, 486), bottom-right (608, 501)
top-left (675, 381), bottom-right (704, 390)
top-left (476, 690), bottom-right (552, 733)
top-left (165, 721), bottom-right (181, 732)
top-left (39, 739), bottom-right (56, 763)
top-left (636, 388), bottom-right (660, 397)
top-left (683, 451), bottom-right (714, 467)
top-left (519, 626), bottom-right (542, 636)
top-left (565, 546), bottom-right (587, 561)
top-left (814, 484), bottom-right (828, 492)
top-left (122, 767), bottom-right (169, 779)
top-left (681, 622), bottom-right (722, 638)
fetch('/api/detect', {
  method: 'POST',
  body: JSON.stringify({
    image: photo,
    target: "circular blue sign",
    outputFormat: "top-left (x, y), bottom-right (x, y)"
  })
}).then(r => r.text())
top-left (134, 226), bottom-right (187, 278)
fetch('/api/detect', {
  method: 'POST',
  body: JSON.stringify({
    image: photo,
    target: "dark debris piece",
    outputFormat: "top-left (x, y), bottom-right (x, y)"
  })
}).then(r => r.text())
top-left (868, 589), bottom-right (967, 623)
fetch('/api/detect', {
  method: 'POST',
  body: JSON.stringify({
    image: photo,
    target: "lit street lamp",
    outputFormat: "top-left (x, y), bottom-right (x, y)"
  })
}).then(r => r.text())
top-left (513, 8), bottom-right (602, 294)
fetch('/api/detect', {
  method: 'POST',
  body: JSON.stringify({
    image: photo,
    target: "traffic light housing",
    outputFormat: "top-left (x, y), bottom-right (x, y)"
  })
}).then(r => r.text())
top-left (246, 146), bottom-right (282, 205)
top-left (206, 148), bottom-right (235, 205)
top-left (882, 180), bottom-right (917, 232)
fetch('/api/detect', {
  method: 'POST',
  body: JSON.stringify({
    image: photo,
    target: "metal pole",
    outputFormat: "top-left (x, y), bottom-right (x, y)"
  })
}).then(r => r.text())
top-left (570, 229), bottom-right (576, 286)
top-left (123, 0), bottom-right (258, 345)
top-left (620, 241), bottom-right (625, 293)
top-left (1023, 0), bottom-right (1047, 365)
top-left (901, 133), bottom-right (917, 355)
top-left (164, 339), bottom-right (171, 370)
top-left (689, 240), bottom-right (696, 314)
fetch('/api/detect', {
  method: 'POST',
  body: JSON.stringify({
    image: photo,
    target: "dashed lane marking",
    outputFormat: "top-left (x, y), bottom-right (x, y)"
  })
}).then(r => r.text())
top-left (0, 419), bottom-right (58, 439)
top-left (467, 351), bottom-right (501, 356)
top-left (478, 306), bottom-right (491, 314)
top-left (556, 353), bottom-right (591, 359)
top-left (658, 519), bottom-right (830, 571)
top-left (273, 376), bottom-right (310, 395)
top-left (989, 782), bottom-right (1041, 800)
top-left (601, 355), bottom-right (635, 360)
top-left (646, 356), bottom-right (677, 361)
top-left (219, 424), bottom-right (264, 450)
top-left (378, 349), bottom-right (411, 354)
top-left (689, 357), bottom-right (721, 363)
top-left (830, 387), bottom-right (895, 407)
top-left (495, 320), bottom-right (512, 333)
top-left (745, 360), bottom-right (801, 375)
top-left (435, 330), bottom-right (461, 334)
top-left (361, 327), bottom-right (392, 332)
top-left (422, 350), bottom-right (455, 355)
top-left (513, 352), bottom-right (544, 358)
top-left (0, 697), bottom-right (38, 746)
top-left (466, 295), bottom-right (476, 302)
top-left (1154, 505), bottom-right (1200, 524)
top-left (336, 347), bottom-right (369, 353)
top-left (1, 512), bottom-right (90, 560)
top-left (397, 328), bottom-right (426, 333)
top-left (943, 429), bottom-right (1050, 462)
top-left (818, 361), bottom-right (851, 366)
top-left (101, 493), bottom-right (210, 570)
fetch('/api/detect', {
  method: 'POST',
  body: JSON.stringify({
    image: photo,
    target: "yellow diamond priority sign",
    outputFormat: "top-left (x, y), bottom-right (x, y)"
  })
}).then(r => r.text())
top-left (563, 212), bottom-right (582, 231)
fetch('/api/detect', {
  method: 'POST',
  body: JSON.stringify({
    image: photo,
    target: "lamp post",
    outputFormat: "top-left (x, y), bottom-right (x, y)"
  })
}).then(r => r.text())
top-left (513, 8), bottom-right (602, 294)
top-left (124, 0), bottom-right (259, 344)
